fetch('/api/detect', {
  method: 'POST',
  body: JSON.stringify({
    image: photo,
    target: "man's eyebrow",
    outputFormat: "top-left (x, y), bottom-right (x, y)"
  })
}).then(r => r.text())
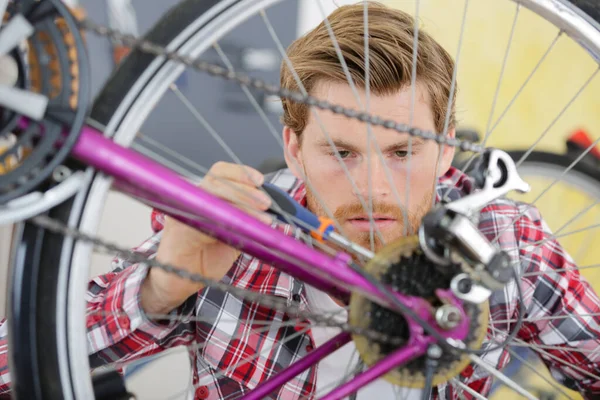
top-left (315, 137), bottom-right (425, 152)
top-left (315, 138), bottom-right (361, 152)
top-left (380, 137), bottom-right (425, 152)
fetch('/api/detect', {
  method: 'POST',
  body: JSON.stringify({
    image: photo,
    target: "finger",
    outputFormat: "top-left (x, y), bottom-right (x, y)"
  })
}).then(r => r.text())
top-left (239, 206), bottom-right (273, 225)
top-left (206, 181), bottom-right (272, 211)
top-left (206, 162), bottom-right (265, 187)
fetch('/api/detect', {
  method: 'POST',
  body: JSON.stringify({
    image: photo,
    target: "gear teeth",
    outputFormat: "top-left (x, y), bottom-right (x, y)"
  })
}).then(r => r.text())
top-left (349, 236), bottom-right (490, 389)
top-left (26, 7), bottom-right (82, 109)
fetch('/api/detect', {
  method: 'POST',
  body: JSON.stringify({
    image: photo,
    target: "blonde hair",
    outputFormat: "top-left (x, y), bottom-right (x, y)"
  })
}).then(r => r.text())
top-left (280, 1), bottom-right (456, 136)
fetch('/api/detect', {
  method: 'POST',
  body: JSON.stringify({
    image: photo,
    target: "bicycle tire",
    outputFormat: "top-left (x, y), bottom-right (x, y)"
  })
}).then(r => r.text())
top-left (567, 0), bottom-right (600, 26)
top-left (7, 0), bottom-right (600, 399)
top-left (507, 150), bottom-right (600, 185)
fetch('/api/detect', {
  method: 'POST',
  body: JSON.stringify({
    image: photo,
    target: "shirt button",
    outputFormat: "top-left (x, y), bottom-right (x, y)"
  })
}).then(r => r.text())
top-left (118, 316), bottom-right (129, 328)
top-left (195, 385), bottom-right (209, 399)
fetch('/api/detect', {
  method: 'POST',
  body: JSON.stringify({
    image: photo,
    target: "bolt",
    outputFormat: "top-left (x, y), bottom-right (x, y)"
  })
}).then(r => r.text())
top-left (435, 304), bottom-right (462, 330)
top-left (427, 344), bottom-right (443, 359)
top-left (457, 277), bottom-right (472, 294)
top-left (52, 165), bottom-right (71, 182)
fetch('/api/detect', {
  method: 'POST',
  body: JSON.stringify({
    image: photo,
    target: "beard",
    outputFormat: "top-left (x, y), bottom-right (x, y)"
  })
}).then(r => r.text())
top-left (305, 186), bottom-right (434, 252)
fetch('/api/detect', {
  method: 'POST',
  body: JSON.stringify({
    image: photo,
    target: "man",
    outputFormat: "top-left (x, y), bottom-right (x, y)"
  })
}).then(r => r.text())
top-left (1, 2), bottom-right (599, 399)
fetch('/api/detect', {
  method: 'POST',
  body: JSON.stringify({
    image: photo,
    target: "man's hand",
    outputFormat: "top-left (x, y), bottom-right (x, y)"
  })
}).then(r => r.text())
top-left (140, 162), bottom-right (272, 315)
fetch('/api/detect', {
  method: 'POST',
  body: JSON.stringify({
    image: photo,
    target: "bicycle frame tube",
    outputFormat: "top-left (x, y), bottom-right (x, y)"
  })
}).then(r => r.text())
top-left (71, 124), bottom-right (390, 306)
top-left (68, 124), bottom-right (470, 399)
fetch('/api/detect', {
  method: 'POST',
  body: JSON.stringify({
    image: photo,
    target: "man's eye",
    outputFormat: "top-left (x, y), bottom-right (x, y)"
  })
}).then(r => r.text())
top-left (395, 150), bottom-right (408, 158)
top-left (338, 150), bottom-right (351, 159)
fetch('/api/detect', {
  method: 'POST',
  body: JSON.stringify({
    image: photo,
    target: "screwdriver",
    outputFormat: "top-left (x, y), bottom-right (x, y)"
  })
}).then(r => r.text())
top-left (262, 182), bottom-right (375, 260)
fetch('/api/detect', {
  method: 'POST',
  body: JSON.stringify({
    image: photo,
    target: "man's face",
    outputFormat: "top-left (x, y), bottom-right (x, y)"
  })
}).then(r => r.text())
top-left (283, 81), bottom-right (455, 251)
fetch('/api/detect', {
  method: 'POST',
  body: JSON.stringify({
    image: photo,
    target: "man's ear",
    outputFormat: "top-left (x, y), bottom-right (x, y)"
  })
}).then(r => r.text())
top-left (283, 126), bottom-right (304, 179)
top-left (438, 127), bottom-right (456, 175)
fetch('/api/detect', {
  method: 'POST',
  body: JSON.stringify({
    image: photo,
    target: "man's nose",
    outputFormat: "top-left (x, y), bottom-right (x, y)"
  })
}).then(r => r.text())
top-left (354, 154), bottom-right (393, 200)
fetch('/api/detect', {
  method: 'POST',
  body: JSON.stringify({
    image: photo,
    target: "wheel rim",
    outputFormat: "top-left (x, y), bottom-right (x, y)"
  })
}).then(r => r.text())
top-left (36, 0), bottom-right (600, 398)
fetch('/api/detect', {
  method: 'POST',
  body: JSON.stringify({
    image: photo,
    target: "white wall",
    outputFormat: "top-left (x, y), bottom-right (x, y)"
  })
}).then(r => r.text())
top-left (297, 0), bottom-right (362, 37)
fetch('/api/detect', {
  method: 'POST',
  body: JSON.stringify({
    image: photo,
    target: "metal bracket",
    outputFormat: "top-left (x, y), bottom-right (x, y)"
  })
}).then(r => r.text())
top-left (447, 149), bottom-right (530, 217)
top-left (420, 149), bottom-right (530, 292)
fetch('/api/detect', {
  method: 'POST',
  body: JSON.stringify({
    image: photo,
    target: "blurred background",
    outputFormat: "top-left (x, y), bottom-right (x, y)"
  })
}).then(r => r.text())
top-left (2, 0), bottom-right (600, 398)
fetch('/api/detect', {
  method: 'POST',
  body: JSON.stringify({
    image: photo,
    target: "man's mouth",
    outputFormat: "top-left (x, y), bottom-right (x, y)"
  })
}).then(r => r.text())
top-left (346, 215), bottom-right (397, 230)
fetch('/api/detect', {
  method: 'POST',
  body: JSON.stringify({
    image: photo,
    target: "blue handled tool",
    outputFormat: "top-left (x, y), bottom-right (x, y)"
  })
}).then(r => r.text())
top-left (262, 182), bottom-right (374, 259)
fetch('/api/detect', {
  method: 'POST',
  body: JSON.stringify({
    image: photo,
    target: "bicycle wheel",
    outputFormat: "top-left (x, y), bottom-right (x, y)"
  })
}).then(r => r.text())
top-left (491, 150), bottom-right (600, 399)
top-left (5, 0), bottom-right (600, 399)
top-left (508, 150), bottom-right (600, 279)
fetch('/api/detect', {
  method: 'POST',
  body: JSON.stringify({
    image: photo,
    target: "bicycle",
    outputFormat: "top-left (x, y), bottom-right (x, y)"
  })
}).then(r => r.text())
top-left (0, 1), bottom-right (599, 400)
top-left (452, 128), bottom-right (600, 398)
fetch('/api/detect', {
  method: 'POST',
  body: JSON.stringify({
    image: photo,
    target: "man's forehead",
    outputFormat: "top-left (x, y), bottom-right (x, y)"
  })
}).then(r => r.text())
top-left (311, 80), bottom-right (430, 105)
top-left (305, 81), bottom-right (435, 139)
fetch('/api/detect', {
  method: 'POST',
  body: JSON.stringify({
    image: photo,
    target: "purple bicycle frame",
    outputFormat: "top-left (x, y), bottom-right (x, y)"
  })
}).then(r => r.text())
top-left (68, 124), bottom-right (470, 399)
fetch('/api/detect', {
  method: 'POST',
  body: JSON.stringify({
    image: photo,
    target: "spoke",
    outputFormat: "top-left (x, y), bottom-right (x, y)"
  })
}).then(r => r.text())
top-left (212, 42), bottom-right (282, 148)
top-left (551, 199), bottom-right (600, 236)
top-left (210, 41), bottom-right (349, 238)
top-left (483, 5), bottom-right (520, 145)
top-left (468, 354), bottom-right (538, 400)
top-left (487, 327), bottom-right (600, 382)
top-left (119, 181), bottom-right (356, 262)
top-left (510, 343), bottom-right (598, 354)
top-left (404, 0), bottom-right (421, 236)
top-left (449, 378), bottom-right (487, 400)
top-left (313, 1), bottom-right (411, 244)
top-left (170, 83), bottom-right (246, 166)
top-left (260, 9), bottom-right (388, 245)
top-left (197, 322), bottom-right (317, 399)
top-left (399, 384), bottom-right (417, 400)
top-left (101, 317), bottom-right (307, 375)
top-left (135, 136), bottom-right (334, 248)
top-left (489, 312), bottom-right (600, 325)
top-left (441, 3), bottom-right (520, 204)
top-left (504, 346), bottom-right (574, 399)
top-left (522, 263), bottom-right (600, 278)
top-left (505, 219), bottom-right (600, 256)
top-left (430, 0), bottom-right (471, 210)
top-left (573, 213), bottom-right (600, 263)
top-left (515, 68), bottom-right (600, 168)
top-left (487, 32), bottom-right (561, 137)
top-left (278, 3), bottom-right (412, 243)
top-left (170, 83), bottom-right (324, 236)
top-left (158, 321), bottom-right (316, 400)
top-left (501, 199), bottom-right (600, 253)
top-left (314, 348), bottom-right (363, 398)
top-left (491, 133), bottom-right (600, 244)
top-left (364, 0), bottom-right (375, 252)
top-left (132, 141), bottom-right (201, 181)
top-left (441, 31), bottom-right (560, 202)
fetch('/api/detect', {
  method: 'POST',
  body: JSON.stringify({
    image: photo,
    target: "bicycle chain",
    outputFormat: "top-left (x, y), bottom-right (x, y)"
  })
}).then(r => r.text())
top-left (77, 17), bottom-right (485, 154)
top-left (27, 11), bottom-right (488, 348)
top-left (31, 214), bottom-right (403, 346)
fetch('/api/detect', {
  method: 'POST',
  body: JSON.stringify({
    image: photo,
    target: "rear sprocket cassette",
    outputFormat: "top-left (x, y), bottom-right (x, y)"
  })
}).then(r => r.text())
top-left (349, 235), bottom-right (489, 388)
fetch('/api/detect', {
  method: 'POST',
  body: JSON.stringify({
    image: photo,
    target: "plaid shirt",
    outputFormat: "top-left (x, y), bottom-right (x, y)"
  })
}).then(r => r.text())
top-left (1, 167), bottom-right (599, 399)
